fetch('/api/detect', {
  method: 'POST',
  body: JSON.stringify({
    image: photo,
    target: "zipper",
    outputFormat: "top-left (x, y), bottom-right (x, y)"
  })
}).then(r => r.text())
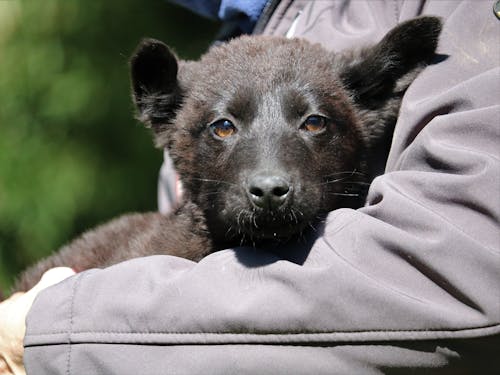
top-left (252, 0), bottom-right (282, 34)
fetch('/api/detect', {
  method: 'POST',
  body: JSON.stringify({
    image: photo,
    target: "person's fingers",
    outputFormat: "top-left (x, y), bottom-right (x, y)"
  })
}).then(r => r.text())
top-left (0, 352), bottom-right (25, 375)
top-left (0, 294), bottom-right (27, 375)
top-left (0, 357), bottom-right (13, 374)
top-left (0, 267), bottom-right (75, 375)
top-left (0, 294), bottom-right (27, 368)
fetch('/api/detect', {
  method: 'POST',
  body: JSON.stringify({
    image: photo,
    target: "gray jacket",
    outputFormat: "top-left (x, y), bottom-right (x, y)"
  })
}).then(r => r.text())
top-left (24, 1), bottom-right (500, 373)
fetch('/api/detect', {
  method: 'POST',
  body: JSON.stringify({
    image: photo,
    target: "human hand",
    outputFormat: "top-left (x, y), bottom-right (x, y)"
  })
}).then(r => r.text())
top-left (0, 267), bottom-right (75, 375)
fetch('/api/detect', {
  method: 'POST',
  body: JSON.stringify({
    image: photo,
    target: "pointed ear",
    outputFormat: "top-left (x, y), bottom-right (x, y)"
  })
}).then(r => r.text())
top-left (130, 38), bottom-right (181, 127)
top-left (340, 16), bottom-right (442, 105)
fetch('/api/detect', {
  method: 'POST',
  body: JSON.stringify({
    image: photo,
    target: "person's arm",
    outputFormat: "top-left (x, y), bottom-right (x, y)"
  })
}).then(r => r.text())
top-left (22, 1), bottom-right (500, 373)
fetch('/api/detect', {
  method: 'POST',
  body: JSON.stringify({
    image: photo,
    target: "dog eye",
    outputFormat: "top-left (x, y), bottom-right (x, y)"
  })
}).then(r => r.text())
top-left (210, 119), bottom-right (237, 139)
top-left (301, 115), bottom-right (327, 133)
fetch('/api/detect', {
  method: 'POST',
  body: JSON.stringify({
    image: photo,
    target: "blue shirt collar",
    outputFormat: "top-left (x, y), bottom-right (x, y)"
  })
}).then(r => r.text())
top-left (170, 0), bottom-right (269, 33)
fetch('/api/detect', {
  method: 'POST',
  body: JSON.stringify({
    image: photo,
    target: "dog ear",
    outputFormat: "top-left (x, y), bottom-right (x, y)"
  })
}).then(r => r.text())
top-left (130, 38), bottom-right (182, 127)
top-left (340, 16), bottom-right (442, 106)
top-left (338, 16), bottom-right (442, 161)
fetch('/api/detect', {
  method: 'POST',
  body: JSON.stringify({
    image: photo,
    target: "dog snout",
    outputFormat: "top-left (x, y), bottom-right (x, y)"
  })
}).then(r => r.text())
top-left (247, 173), bottom-right (291, 210)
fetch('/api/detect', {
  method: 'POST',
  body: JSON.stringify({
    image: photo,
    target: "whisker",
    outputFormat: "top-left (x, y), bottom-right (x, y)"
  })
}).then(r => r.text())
top-left (322, 170), bottom-right (366, 178)
top-left (251, 211), bottom-right (258, 229)
top-left (186, 177), bottom-right (237, 186)
top-left (336, 181), bottom-right (371, 186)
top-left (236, 209), bottom-right (245, 230)
top-left (318, 176), bottom-right (350, 185)
top-left (314, 179), bottom-right (347, 186)
top-left (329, 192), bottom-right (361, 197)
top-left (225, 225), bottom-right (236, 239)
top-left (313, 180), bottom-right (370, 188)
top-left (290, 207), bottom-right (303, 224)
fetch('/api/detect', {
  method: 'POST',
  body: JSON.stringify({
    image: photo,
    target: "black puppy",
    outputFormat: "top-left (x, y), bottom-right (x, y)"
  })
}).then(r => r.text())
top-left (14, 17), bottom-right (442, 292)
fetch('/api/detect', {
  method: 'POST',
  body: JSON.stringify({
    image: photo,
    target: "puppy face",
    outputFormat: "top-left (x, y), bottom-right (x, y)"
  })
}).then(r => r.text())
top-left (167, 38), bottom-right (366, 242)
top-left (131, 17), bottom-right (442, 244)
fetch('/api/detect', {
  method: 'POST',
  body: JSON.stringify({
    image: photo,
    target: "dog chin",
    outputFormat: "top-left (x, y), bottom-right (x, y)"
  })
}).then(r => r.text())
top-left (241, 216), bottom-right (309, 242)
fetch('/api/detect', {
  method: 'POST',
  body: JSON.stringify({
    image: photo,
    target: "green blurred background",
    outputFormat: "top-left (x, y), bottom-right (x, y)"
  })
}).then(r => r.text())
top-left (0, 0), bottom-right (218, 294)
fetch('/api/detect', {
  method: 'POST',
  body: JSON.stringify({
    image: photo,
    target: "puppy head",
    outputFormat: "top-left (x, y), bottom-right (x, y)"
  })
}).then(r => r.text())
top-left (130, 17), bottom-right (441, 244)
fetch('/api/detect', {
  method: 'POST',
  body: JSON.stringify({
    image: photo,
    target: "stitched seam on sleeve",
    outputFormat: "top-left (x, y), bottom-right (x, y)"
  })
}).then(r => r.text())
top-left (23, 325), bottom-right (500, 347)
top-left (66, 272), bottom-right (84, 375)
top-left (28, 323), bottom-right (500, 336)
top-left (392, 0), bottom-right (400, 23)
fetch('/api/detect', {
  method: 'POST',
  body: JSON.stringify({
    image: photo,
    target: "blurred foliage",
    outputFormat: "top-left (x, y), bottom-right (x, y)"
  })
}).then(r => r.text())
top-left (0, 0), bottom-right (218, 294)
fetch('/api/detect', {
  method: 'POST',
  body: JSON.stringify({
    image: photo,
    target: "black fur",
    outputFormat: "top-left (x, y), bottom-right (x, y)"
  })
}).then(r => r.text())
top-left (14, 17), bottom-right (442, 292)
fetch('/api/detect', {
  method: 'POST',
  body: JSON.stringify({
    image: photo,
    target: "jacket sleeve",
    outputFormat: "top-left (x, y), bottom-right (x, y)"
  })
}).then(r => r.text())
top-left (24, 1), bottom-right (500, 374)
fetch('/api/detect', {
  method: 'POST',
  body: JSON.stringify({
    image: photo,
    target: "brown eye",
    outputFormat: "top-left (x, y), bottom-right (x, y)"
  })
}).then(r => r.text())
top-left (301, 115), bottom-right (327, 133)
top-left (210, 119), bottom-right (237, 139)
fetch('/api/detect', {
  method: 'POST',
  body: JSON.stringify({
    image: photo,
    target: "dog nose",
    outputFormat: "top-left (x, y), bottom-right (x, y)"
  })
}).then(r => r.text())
top-left (247, 173), bottom-right (291, 210)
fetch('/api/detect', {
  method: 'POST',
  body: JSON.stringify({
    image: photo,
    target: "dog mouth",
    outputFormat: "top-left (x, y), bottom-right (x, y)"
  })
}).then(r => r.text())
top-left (231, 207), bottom-right (309, 241)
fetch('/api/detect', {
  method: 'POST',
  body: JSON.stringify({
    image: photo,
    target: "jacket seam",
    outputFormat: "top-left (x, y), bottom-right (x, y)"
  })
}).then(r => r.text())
top-left (392, 0), bottom-right (400, 23)
top-left (66, 272), bottom-right (85, 375)
top-left (27, 323), bottom-right (500, 336)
